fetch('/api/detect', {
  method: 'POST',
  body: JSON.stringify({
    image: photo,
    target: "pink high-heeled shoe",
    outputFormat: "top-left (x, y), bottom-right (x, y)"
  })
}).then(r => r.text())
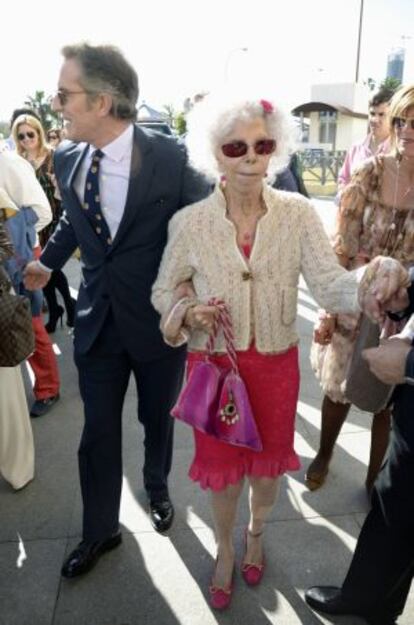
top-left (241, 528), bottom-right (266, 586)
top-left (209, 559), bottom-right (234, 610)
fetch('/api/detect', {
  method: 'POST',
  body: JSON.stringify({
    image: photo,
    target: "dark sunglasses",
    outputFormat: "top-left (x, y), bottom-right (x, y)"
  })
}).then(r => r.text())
top-left (393, 116), bottom-right (414, 130)
top-left (221, 139), bottom-right (276, 158)
top-left (17, 131), bottom-right (36, 141)
top-left (48, 134), bottom-right (57, 140)
top-left (54, 88), bottom-right (96, 106)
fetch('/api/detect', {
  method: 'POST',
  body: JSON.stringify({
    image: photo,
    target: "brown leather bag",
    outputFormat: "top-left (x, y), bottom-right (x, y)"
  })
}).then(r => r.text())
top-left (345, 314), bottom-right (394, 413)
top-left (0, 219), bottom-right (35, 367)
top-left (0, 276), bottom-right (35, 367)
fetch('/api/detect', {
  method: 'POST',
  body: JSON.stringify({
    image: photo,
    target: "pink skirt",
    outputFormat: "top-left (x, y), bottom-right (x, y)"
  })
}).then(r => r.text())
top-left (187, 344), bottom-right (301, 491)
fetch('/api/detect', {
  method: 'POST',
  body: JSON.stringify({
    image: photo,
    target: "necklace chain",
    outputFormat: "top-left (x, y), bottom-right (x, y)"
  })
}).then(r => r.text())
top-left (383, 157), bottom-right (411, 256)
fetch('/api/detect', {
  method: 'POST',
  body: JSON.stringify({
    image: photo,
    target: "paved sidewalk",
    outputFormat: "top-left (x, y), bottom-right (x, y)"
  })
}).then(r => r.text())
top-left (1, 199), bottom-right (413, 625)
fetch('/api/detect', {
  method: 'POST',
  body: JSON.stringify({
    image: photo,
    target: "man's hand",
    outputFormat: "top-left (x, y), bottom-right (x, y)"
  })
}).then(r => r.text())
top-left (24, 261), bottom-right (51, 290)
top-left (359, 257), bottom-right (411, 322)
top-left (362, 338), bottom-right (412, 385)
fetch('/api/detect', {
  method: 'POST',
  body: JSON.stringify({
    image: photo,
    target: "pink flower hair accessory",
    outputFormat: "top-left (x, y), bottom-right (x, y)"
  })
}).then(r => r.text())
top-left (260, 99), bottom-right (274, 114)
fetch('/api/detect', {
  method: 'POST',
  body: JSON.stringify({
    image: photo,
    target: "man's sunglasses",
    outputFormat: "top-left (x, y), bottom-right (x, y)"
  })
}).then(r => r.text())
top-left (393, 117), bottom-right (414, 130)
top-left (17, 131), bottom-right (36, 141)
top-left (54, 89), bottom-right (96, 106)
top-left (48, 134), bottom-right (57, 140)
top-left (221, 139), bottom-right (276, 158)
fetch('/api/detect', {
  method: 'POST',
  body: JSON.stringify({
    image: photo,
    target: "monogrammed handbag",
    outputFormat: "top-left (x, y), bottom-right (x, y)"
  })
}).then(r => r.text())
top-left (171, 300), bottom-right (263, 451)
top-left (0, 274), bottom-right (35, 367)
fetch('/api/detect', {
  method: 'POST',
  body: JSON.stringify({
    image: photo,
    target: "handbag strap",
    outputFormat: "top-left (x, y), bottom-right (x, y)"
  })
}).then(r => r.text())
top-left (205, 298), bottom-right (239, 374)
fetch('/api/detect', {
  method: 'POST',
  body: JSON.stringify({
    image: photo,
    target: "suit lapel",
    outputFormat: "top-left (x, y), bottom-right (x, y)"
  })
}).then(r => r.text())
top-left (67, 143), bottom-right (88, 204)
top-left (111, 125), bottom-right (155, 250)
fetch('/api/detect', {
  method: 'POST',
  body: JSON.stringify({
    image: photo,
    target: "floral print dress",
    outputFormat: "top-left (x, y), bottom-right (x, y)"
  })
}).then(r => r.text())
top-left (311, 155), bottom-right (414, 404)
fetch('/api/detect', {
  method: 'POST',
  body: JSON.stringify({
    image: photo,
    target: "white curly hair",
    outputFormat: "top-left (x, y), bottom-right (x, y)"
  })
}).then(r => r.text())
top-left (185, 91), bottom-right (297, 183)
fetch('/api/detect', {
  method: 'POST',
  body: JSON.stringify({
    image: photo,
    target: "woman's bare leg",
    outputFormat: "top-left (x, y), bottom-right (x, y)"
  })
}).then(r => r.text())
top-left (210, 479), bottom-right (244, 587)
top-left (244, 476), bottom-right (281, 564)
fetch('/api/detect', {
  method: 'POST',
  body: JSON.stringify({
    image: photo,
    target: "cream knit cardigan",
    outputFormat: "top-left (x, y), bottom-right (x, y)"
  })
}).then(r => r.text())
top-left (152, 183), bottom-right (361, 354)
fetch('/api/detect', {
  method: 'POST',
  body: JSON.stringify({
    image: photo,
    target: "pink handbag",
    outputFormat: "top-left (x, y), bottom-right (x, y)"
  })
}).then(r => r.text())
top-left (171, 300), bottom-right (263, 451)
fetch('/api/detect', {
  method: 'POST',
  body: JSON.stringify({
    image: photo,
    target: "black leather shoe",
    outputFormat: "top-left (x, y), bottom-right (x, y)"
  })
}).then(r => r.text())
top-left (305, 586), bottom-right (359, 616)
top-left (30, 394), bottom-right (60, 418)
top-left (149, 497), bottom-right (174, 533)
top-left (61, 532), bottom-right (122, 578)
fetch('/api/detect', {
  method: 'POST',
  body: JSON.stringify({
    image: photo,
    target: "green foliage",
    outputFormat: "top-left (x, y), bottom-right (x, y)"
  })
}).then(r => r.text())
top-left (175, 112), bottom-right (187, 136)
top-left (24, 90), bottom-right (61, 130)
top-left (162, 103), bottom-right (175, 127)
top-left (380, 77), bottom-right (401, 92)
top-left (0, 121), bottom-right (9, 138)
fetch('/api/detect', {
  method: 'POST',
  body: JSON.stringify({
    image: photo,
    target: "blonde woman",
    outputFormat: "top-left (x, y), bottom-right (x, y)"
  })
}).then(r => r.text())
top-left (12, 114), bottom-right (75, 332)
top-left (308, 84), bottom-right (414, 494)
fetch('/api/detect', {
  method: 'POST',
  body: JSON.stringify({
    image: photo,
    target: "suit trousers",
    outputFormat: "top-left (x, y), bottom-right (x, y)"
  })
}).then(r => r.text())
top-left (74, 312), bottom-right (186, 542)
top-left (341, 383), bottom-right (414, 625)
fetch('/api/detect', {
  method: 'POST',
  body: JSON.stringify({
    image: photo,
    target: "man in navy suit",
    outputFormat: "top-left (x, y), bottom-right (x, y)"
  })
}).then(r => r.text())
top-left (24, 42), bottom-right (210, 578)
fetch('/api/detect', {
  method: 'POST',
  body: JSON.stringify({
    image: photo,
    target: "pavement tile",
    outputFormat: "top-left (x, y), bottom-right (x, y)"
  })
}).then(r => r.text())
top-left (288, 433), bottom-right (370, 521)
top-left (0, 537), bottom-right (66, 625)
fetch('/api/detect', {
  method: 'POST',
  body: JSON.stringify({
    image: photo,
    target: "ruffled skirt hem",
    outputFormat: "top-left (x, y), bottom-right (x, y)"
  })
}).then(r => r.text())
top-left (188, 452), bottom-right (301, 491)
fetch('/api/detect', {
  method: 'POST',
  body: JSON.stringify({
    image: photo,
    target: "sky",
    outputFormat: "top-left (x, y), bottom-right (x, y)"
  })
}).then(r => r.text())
top-left (2, 0), bottom-right (414, 122)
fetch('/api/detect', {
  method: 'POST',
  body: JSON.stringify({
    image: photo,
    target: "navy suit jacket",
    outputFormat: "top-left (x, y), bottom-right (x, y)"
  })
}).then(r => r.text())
top-left (40, 125), bottom-right (211, 359)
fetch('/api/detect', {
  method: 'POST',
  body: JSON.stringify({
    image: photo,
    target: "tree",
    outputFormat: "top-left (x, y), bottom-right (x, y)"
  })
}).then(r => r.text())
top-left (162, 103), bottom-right (175, 127)
top-left (24, 90), bottom-right (61, 130)
top-left (0, 121), bottom-right (9, 138)
top-left (175, 112), bottom-right (187, 136)
top-left (380, 77), bottom-right (401, 92)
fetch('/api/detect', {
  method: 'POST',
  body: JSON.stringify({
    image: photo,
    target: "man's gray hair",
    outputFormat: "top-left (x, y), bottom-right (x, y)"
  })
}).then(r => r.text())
top-left (62, 43), bottom-right (139, 121)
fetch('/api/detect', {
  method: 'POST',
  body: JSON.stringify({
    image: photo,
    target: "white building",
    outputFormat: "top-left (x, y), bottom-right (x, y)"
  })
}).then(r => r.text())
top-left (292, 83), bottom-right (370, 151)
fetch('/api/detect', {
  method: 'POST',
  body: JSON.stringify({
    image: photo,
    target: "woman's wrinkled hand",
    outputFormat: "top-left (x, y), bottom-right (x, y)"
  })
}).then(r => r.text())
top-left (184, 304), bottom-right (219, 334)
top-left (359, 257), bottom-right (411, 322)
top-left (313, 313), bottom-right (336, 345)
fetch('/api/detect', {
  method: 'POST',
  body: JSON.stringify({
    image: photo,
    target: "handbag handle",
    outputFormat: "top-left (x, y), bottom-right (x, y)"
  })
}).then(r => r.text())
top-left (205, 298), bottom-right (239, 374)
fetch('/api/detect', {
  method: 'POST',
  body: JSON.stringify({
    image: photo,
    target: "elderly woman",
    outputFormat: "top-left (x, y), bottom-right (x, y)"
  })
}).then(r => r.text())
top-left (0, 189), bottom-right (34, 490)
top-left (151, 93), bottom-right (408, 610)
top-left (307, 84), bottom-right (414, 494)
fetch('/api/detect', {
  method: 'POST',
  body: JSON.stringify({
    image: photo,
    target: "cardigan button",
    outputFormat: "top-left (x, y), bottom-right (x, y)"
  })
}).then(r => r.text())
top-left (242, 271), bottom-right (252, 281)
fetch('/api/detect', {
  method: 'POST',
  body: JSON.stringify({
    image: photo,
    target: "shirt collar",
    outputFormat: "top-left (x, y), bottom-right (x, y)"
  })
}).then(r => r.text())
top-left (363, 133), bottom-right (390, 155)
top-left (89, 123), bottom-right (134, 162)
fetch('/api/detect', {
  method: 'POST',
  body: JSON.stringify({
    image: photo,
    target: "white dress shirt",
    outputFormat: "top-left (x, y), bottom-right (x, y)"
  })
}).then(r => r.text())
top-left (74, 124), bottom-right (134, 239)
top-left (38, 124), bottom-right (134, 273)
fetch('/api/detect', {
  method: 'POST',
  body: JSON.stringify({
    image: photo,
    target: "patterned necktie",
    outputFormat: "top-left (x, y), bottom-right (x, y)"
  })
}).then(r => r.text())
top-left (83, 149), bottom-right (112, 247)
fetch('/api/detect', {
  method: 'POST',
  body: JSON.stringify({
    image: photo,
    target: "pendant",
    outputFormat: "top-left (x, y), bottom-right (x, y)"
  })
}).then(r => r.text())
top-left (219, 392), bottom-right (240, 425)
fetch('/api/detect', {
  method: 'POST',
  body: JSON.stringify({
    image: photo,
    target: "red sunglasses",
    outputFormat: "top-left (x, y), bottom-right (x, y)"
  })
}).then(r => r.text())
top-left (221, 139), bottom-right (276, 158)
